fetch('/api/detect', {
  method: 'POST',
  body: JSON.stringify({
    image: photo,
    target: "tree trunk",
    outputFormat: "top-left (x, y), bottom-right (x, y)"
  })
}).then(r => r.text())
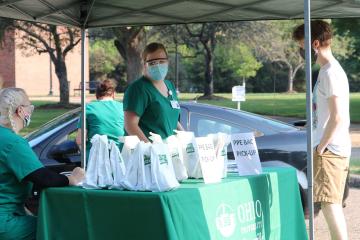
top-left (54, 59), bottom-right (69, 105)
top-left (203, 42), bottom-right (214, 97)
top-left (287, 69), bottom-right (294, 92)
top-left (113, 27), bottom-right (145, 84)
top-left (126, 43), bottom-right (143, 82)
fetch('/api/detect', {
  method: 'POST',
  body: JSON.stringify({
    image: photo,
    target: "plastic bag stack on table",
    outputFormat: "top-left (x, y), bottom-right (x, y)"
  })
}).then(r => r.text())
top-left (123, 133), bottom-right (179, 192)
top-left (83, 134), bottom-right (126, 189)
top-left (123, 141), bottom-right (152, 191)
top-left (166, 135), bottom-right (188, 181)
top-left (120, 136), bottom-right (140, 168)
top-left (174, 131), bottom-right (202, 179)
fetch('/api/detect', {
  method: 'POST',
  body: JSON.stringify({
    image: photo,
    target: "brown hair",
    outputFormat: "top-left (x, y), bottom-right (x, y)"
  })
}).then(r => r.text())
top-left (293, 20), bottom-right (332, 47)
top-left (96, 80), bottom-right (116, 99)
top-left (142, 42), bottom-right (168, 62)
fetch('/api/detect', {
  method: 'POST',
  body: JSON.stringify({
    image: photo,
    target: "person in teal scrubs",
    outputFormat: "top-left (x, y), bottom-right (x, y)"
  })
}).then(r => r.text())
top-left (123, 42), bottom-right (184, 142)
top-left (0, 88), bottom-right (84, 240)
top-left (76, 79), bottom-right (125, 157)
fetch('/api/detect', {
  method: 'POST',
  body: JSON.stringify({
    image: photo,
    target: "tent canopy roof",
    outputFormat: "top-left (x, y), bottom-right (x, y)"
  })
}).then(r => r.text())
top-left (0, 0), bottom-right (360, 28)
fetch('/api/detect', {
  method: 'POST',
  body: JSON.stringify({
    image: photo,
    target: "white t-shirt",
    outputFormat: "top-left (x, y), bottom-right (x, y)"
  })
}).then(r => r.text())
top-left (313, 59), bottom-right (351, 157)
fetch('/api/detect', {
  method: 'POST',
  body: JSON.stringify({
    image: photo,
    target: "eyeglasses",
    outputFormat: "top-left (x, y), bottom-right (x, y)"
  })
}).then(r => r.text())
top-left (21, 104), bottom-right (35, 113)
top-left (146, 58), bottom-right (168, 66)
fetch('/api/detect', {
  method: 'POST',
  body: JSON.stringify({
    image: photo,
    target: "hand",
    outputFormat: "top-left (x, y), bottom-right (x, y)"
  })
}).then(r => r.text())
top-left (316, 144), bottom-right (326, 155)
top-left (68, 167), bottom-right (85, 186)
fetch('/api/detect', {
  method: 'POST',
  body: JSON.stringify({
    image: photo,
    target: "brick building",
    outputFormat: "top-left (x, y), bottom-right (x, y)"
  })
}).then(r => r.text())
top-left (0, 29), bottom-right (89, 96)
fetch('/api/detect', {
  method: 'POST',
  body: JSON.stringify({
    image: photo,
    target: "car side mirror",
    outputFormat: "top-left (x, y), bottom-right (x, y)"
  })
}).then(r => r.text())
top-left (47, 140), bottom-right (79, 163)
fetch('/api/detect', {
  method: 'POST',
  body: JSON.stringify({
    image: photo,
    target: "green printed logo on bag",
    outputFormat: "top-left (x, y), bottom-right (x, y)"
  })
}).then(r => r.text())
top-left (221, 148), bottom-right (227, 156)
top-left (171, 153), bottom-right (180, 161)
top-left (159, 154), bottom-right (168, 165)
top-left (186, 143), bottom-right (195, 153)
top-left (144, 155), bottom-right (151, 165)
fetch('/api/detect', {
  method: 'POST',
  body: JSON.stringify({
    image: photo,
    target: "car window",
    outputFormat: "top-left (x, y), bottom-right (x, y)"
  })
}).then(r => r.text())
top-left (26, 108), bottom-right (80, 142)
top-left (180, 106), bottom-right (189, 130)
top-left (190, 113), bottom-right (254, 137)
top-left (229, 109), bottom-right (296, 133)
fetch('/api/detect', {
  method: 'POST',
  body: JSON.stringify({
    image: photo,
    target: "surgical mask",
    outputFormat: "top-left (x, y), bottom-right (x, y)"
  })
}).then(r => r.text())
top-left (299, 48), bottom-right (317, 63)
top-left (147, 63), bottom-right (168, 81)
top-left (19, 104), bottom-right (34, 128)
top-left (23, 114), bottom-right (31, 128)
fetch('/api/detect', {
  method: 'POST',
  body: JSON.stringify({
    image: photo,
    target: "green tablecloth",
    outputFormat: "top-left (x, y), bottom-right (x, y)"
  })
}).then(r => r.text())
top-left (37, 167), bottom-right (308, 240)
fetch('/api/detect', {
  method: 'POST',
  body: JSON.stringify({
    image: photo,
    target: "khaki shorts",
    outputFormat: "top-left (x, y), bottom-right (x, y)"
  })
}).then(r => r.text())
top-left (313, 148), bottom-right (349, 204)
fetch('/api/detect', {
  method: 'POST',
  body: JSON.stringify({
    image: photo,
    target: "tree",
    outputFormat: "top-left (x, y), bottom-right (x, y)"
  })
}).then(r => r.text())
top-left (10, 21), bottom-right (81, 104)
top-left (240, 20), bottom-right (305, 92)
top-left (332, 19), bottom-right (360, 92)
top-left (112, 27), bottom-right (145, 83)
top-left (149, 24), bottom-right (262, 94)
top-left (184, 23), bottom-right (218, 98)
top-left (216, 43), bottom-right (262, 84)
top-left (89, 39), bottom-right (122, 76)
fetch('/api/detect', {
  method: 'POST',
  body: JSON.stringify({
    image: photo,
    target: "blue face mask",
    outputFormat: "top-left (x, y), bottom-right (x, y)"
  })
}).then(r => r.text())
top-left (147, 63), bottom-right (168, 81)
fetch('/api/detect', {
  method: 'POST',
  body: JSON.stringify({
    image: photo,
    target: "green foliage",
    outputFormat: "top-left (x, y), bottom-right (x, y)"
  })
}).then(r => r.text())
top-left (216, 43), bottom-right (262, 79)
top-left (89, 39), bottom-right (122, 74)
top-left (332, 19), bottom-right (360, 92)
top-left (88, 20), bottom-right (359, 94)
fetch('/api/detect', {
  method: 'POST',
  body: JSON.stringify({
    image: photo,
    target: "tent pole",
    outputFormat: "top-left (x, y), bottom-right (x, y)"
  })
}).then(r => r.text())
top-left (304, 0), bottom-right (314, 239)
top-left (80, 28), bottom-right (86, 170)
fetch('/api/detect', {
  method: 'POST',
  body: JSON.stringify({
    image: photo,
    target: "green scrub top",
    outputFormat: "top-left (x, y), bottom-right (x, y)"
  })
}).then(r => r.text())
top-left (123, 76), bottom-right (180, 139)
top-left (78, 100), bottom-right (125, 156)
top-left (0, 126), bottom-right (43, 213)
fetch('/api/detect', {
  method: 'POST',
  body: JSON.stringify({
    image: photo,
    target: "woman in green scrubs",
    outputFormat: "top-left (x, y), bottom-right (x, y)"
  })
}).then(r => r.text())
top-left (76, 79), bottom-right (125, 157)
top-left (123, 42), bottom-right (184, 142)
top-left (0, 88), bottom-right (85, 240)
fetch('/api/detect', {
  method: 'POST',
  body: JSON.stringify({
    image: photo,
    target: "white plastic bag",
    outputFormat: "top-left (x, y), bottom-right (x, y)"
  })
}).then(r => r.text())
top-left (166, 135), bottom-right (188, 181)
top-left (208, 133), bottom-right (231, 178)
top-left (83, 134), bottom-right (112, 189)
top-left (149, 132), bottom-right (163, 143)
top-left (97, 136), bottom-right (113, 188)
top-left (123, 141), bottom-right (152, 191)
top-left (175, 131), bottom-right (201, 178)
top-left (150, 142), bottom-right (179, 192)
top-left (120, 136), bottom-right (140, 167)
top-left (82, 135), bottom-right (101, 189)
top-left (109, 140), bottom-right (126, 189)
top-left (137, 142), bottom-right (152, 191)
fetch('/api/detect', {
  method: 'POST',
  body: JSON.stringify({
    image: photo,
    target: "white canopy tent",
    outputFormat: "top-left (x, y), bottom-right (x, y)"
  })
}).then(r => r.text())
top-left (1, 1), bottom-right (359, 239)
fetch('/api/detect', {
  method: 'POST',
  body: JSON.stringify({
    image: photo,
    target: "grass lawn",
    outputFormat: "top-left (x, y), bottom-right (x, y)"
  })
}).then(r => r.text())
top-left (177, 92), bottom-right (360, 123)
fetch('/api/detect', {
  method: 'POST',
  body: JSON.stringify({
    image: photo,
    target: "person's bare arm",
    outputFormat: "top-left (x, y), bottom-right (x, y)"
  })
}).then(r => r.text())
top-left (177, 121), bottom-right (184, 131)
top-left (317, 95), bottom-right (343, 154)
top-left (75, 128), bottom-right (87, 147)
top-left (124, 111), bottom-right (149, 142)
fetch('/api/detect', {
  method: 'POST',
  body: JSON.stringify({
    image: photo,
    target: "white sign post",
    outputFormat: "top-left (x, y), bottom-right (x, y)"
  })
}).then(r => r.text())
top-left (230, 133), bottom-right (262, 176)
top-left (196, 137), bottom-right (222, 184)
top-left (232, 85), bottom-right (246, 110)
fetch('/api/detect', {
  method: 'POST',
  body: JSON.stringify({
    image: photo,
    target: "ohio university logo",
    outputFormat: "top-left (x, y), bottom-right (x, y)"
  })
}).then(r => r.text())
top-left (215, 200), bottom-right (264, 239)
top-left (215, 203), bottom-right (236, 237)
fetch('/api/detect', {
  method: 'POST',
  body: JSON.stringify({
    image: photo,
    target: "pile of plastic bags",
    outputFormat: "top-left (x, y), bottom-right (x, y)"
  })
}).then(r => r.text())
top-left (82, 131), bottom-right (231, 192)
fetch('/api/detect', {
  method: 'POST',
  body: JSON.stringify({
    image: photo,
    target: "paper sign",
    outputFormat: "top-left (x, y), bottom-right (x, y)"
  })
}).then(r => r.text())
top-left (196, 137), bottom-right (222, 184)
top-left (230, 133), bottom-right (262, 176)
top-left (232, 86), bottom-right (246, 102)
